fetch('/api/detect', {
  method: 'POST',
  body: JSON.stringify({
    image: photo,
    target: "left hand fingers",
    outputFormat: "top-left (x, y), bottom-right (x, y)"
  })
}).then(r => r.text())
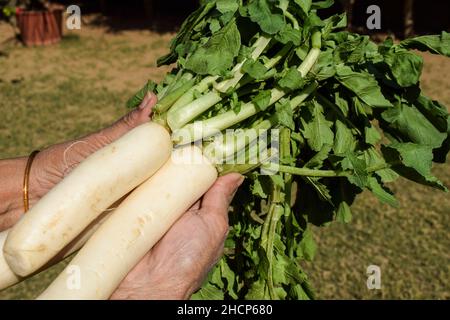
top-left (97, 92), bottom-right (157, 143)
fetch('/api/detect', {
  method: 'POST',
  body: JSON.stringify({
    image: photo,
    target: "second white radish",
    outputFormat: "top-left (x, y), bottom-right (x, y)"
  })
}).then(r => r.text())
top-left (0, 208), bottom-right (113, 291)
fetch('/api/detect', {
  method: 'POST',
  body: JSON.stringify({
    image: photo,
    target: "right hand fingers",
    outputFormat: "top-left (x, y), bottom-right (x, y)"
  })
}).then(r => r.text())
top-left (200, 173), bottom-right (245, 226)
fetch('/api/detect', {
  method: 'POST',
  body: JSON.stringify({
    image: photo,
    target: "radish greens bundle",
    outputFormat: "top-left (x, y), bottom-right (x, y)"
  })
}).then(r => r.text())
top-left (127, 0), bottom-right (450, 299)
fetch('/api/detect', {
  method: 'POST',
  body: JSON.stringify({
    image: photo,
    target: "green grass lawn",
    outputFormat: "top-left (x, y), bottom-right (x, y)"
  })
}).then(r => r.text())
top-left (0, 23), bottom-right (449, 300)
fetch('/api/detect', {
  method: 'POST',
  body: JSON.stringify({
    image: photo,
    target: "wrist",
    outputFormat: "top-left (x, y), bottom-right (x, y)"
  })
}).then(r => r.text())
top-left (142, 253), bottom-right (198, 300)
top-left (111, 258), bottom-right (194, 300)
top-left (145, 268), bottom-right (193, 300)
top-left (113, 273), bottom-right (192, 300)
top-left (27, 149), bottom-right (56, 202)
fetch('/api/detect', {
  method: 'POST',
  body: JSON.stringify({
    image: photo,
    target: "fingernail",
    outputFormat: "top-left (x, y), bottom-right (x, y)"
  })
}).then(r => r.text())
top-left (237, 175), bottom-right (245, 187)
top-left (139, 93), bottom-right (153, 110)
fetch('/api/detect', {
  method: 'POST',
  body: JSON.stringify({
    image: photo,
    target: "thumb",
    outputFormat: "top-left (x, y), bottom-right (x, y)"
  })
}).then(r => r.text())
top-left (99, 92), bottom-right (157, 143)
top-left (201, 173), bottom-right (245, 219)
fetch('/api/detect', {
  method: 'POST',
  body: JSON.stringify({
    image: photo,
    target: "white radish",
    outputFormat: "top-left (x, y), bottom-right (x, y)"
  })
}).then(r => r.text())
top-left (0, 197), bottom-right (126, 291)
top-left (38, 145), bottom-right (217, 300)
top-left (0, 231), bottom-right (18, 290)
top-left (0, 209), bottom-right (112, 291)
top-left (4, 122), bottom-right (171, 277)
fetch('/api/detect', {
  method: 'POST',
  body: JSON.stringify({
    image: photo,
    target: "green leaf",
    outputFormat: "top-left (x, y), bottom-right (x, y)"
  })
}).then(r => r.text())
top-left (272, 254), bottom-right (289, 285)
top-left (334, 90), bottom-right (350, 116)
top-left (305, 177), bottom-right (332, 202)
top-left (220, 259), bottom-right (238, 299)
top-left (302, 101), bottom-right (334, 152)
top-left (242, 58), bottom-right (268, 80)
top-left (313, 49), bottom-right (336, 81)
top-left (414, 95), bottom-right (450, 163)
top-left (365, 124), bottom-right (381, 145)
top-left (336, 201), bottom-right (352, 223)
top-left (363, 148), bottom-right (399, 183)
top-left (245, 279), bottom-right (269, 299)
top-left (415, 95), bottom-right (450, 134)
top-left (216, 0), bottom-right (239, 14)
top-left (381, 103), bottom-right (446, 149)
top-left (400, 31), bottom-right (450, 57)
top-left (157, 2), bottom-right (216, 66)
top-left (191, 282), bottom-right (224, 300)
top-left (278, 67), bottom-right (304, 91)
top-left (336, 65), bottom-right (393, 108)
top-left (275, 25), bottom-right (302, 45)
top-left (275, 101), bottom-right (295, 130)
top-left (284, 258), bottom-right (310, 285)
top-left (382, 143), bottom-right (447, 191)
top-left (334, 36), bottom-right (369, 64)
top-left (375, 169), bottom-right (399, 183)
top-left (351, 96), bottom-right (372, 117)
top-left (341, 153), bottom-right (368, 188)
top-left (384, 50), bottom-right (423, 87)
top-left (248, 0), bottom-right (286, 35)
top-left (334, 120), bottom-right (356, 155)
top-left (210, 263), bottom-right (224, 287)
top-left (294, 0), bottom-right (312, 15)
top-left (251, 175), bottom-right (270, 198)
top-left (253, 90), bottom-right (272, 111)
top-left (209, 18), bottom-right (221, 33)
top-left (367, 176), bottom-right (399, 207)
top-left (306, 144), bottom-right (332, 168)
top-left (322, 13), bottom-right (347, 38)
top-left (298, 228), bottom-right (317, 261)
top-left (185, 19), bottom-right (241, 75)
top-left (291, 284), bottom-right (313, 300)
top-left (273, 255), bottom-right (310, 297)
top-left (270, 174), bottom-right (285, 188)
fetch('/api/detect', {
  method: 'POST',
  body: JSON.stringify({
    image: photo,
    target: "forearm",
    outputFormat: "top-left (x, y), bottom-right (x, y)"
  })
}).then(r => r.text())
top-left (0, 157), bottom-right (29, 230)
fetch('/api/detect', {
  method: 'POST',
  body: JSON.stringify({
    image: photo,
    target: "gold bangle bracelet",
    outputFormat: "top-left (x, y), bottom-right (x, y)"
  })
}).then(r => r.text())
top-left (23, 150), bottom-right (40, 213)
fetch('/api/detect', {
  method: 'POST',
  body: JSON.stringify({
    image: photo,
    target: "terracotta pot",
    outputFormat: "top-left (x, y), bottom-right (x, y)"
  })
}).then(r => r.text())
top-left (16, 9), bottom-right (63, 46)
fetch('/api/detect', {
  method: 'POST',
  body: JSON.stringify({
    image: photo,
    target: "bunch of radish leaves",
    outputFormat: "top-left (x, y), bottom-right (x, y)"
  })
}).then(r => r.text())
top-left (127, 0), bottom-right (450, 299)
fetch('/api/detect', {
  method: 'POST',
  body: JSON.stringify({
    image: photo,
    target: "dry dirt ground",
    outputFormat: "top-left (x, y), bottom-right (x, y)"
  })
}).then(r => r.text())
top-left (0, 20), bottom-right (449, 300)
